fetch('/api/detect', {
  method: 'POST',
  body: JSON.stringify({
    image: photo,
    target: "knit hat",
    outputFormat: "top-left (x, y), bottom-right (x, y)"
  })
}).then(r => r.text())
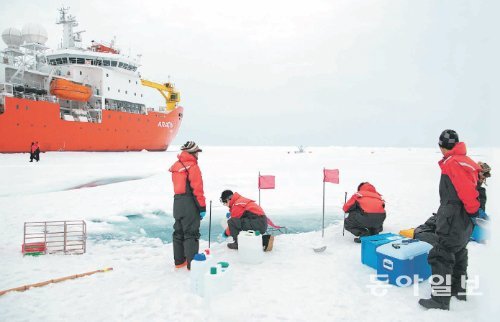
top-left (220, 190), bottom-right (233, 203)
top-left (180, 141), bottom-right (202, 153)
top-left (438, 129), bottom-right (459, 150)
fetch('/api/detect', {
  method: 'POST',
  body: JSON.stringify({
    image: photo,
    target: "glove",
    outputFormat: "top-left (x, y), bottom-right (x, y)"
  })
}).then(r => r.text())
top-left (478, 209), bottom-right (489, 220)
top-left (218, 231), bottom-right (228, 243)
top-left (199, 211), bottom-right (206, 220)
top-left (226, 212), bottom-right (231, 219)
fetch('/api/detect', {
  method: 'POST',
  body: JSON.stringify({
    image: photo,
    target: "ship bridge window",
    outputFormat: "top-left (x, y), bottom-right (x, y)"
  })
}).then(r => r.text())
top-left (62, 57), bottom-right (68, 64)
top-left (77, 58), bottom-right (85, 64)
top-left (69, 57), bottom-right (77, 64)
top-left (95, 60), bottom-right (102, 66)
top-left (118, 62), bottom-right (124, 68)
top-left (49, 60), bottom-right (56, 65)
top-left (56, 58), bottom-right (63, 64)
top-left (103, 60), bottom-right (110, 66)
top-left (111, 61), bottom-right (117, 67)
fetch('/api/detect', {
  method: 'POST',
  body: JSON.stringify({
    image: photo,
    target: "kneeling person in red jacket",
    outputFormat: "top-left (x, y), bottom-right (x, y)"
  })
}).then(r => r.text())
top-left (343, 182), bottom-right (386, 243)
top-left (220, 190), bottom-right (274, 251)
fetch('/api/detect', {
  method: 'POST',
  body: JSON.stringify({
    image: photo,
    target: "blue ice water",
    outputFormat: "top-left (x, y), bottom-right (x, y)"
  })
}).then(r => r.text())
top-left (89, 211), bottom-right (341, 243)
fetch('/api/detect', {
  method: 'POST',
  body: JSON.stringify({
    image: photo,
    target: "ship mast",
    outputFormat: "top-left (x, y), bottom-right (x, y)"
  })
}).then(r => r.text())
top-left (57, 7), bottom-right (84, 49)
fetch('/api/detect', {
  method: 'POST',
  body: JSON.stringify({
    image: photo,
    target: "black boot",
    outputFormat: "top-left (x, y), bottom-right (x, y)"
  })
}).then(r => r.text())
top-left (418, 298), bottom-right (450, 310)
top-left (353, 237), bottom-right (361, 243)
top-left (451, 288), bottom-right (467, 301)
top-left (262, 235), bottom-right (274, 251)
top-left (227, 242), bottom-right (238, 250)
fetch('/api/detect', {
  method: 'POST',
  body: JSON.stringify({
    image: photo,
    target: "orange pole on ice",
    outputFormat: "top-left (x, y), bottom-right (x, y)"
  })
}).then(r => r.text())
top-left (0, 267), bottom-right (113, 296)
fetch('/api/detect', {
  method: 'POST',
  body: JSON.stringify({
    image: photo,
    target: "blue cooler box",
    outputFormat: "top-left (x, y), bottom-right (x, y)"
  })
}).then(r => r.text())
top-left (361, 233), bottom-right (405, 269)
top-left (376, 239), bottom-right (433, 286)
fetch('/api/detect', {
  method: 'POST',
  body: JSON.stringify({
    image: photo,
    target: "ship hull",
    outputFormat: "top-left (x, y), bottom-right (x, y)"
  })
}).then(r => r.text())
top-left (0, 97), bottom-right (183, 153)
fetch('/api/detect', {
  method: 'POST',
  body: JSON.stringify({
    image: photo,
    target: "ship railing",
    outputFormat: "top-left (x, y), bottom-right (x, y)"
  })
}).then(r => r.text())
top-left (0, 83), bottom-right (14, 96)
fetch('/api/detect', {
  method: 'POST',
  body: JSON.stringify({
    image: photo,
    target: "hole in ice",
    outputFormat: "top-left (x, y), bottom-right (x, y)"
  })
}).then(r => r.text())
top-left (88, 211), bottom-right (342, 243)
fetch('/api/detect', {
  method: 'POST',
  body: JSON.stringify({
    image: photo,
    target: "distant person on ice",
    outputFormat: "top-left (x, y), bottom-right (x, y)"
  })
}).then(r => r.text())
top-left (29, 141), bottom-right (40, 162)
top-left (169, 141), bottom-right (206, 270)
top-left (29, 142), bottom-right (35, 162)
top-left (419, 129), bottom-right (480, 311)
top-left (342, 182), bottom-right (386, 243)
top-left (219, 190), bottom-right (274, 251)
top-left (34, 141), bottom-right (40, 162)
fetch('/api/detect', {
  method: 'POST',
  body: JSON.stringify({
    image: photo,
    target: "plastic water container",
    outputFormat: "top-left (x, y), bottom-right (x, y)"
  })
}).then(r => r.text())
top-left (204, 266), bottom-right (221, 298)
top-left (238, 230), bottom-right (264, 264)
top-left (190, 253), bottom-right (208, 296)
top-left (216, 262), bottom-right (232, 294)
top-left (203, 263), bottom-right (232, 298)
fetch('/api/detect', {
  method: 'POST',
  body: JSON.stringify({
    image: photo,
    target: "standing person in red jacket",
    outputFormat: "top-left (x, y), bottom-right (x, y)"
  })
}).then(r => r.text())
top-left (219, 190), bottom-right (274, 251)
top-left (169, 141), bottom-right (206, 269)
top-left (419, 130), bottom-right (480, 311)
top-left (33, 141), bottom-right (40, 162)
top-left (343, 182), bottom-right (386, 243)
top-left (29, 142), bottom-right (35, 162)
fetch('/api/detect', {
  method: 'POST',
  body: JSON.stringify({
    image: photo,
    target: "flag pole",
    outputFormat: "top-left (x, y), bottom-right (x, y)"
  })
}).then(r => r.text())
top-left (342, 192), bottom-right (347, 236)
top-left (208, 200), bottom-right (212, 248)
top-left (322, 168), bottom-right (325, 238)
top-left (258, 171), bottom-right (261, 206)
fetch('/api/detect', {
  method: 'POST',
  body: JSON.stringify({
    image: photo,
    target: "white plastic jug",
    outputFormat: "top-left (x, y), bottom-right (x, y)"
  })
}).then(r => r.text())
top-left (203, 263), bottom-right (232, 298)
top-left (204, 266), bottom-right (221, 298)
top-left (190, 253), bottom-right (208, 296)
top-left (238, 230), bottom-right (264, 264)
top-left (216, 262), bottom-right (232, 294)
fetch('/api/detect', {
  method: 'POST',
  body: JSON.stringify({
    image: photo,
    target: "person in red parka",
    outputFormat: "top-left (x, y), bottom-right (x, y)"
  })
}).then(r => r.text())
top-left (219, 190), bottom-right (274, 251)
top-left (419, 130), bottom-right (480, 311)
top-left (169, 141), bottom-right (206, 269)
top-left (342, 182), bottom-right (386, 243)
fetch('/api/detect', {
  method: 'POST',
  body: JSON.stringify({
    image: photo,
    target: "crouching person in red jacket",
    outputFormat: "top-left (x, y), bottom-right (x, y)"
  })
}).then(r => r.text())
top-left (220, 190), bottom-right (274, 251)
top-left (343, 182), bottom-right (386, 243)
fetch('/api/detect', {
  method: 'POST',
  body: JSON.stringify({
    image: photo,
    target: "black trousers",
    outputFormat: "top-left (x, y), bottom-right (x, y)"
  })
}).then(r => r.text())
top-left (344, 211), bottom-right (386, 237)
top-left (427, 203), bottom-right (473, 304)
top-left (227, 212), bottom-right (267, 243)
top-left (172, 194), bottom-right (200, 267)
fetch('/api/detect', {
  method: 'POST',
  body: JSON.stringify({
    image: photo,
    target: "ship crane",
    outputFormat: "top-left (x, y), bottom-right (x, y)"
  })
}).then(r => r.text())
top-left (140, 79), bottom-right (180, 111)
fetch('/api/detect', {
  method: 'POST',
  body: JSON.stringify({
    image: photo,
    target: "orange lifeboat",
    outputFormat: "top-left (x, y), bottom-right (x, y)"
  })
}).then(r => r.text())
top-left (50, 78), bottom-right (92, 102)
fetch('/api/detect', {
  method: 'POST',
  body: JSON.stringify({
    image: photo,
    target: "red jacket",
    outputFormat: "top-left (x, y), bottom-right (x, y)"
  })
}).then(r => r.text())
top-left (169, 151), bottom-right (206, 210)
top-left (439, 142), bottom-right (480, 214)
top-left (228, 192), bottom-right (265, 219)
top-left (343, 182), bottom-right (385, 214)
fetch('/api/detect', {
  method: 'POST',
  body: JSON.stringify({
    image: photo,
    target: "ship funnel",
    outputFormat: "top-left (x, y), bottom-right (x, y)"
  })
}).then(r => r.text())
top-left (21, 23), bottom-right (48, 45)
top-left (2, 27), bottom-right (23, 48)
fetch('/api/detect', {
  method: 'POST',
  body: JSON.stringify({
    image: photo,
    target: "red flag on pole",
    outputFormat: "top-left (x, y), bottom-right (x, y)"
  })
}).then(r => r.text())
top-left (323, 169), bottom-right (339, 184)
top-left (258, 175), bottom-right (275, 189)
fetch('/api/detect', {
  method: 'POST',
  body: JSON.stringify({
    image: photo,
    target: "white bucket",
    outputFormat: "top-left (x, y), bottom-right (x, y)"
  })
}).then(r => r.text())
top-left (238, 230), bottom-right (264, 264)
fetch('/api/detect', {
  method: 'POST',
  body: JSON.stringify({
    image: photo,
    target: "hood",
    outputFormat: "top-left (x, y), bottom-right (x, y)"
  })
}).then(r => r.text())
top-left (358, 182), bottom-right (378, 194)
top-left (444, 142), bottom-right (467, 157)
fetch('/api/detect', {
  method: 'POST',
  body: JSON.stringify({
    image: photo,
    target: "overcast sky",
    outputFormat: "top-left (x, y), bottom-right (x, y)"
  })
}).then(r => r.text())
top-left (1, 0), bottom-right (497, 147)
